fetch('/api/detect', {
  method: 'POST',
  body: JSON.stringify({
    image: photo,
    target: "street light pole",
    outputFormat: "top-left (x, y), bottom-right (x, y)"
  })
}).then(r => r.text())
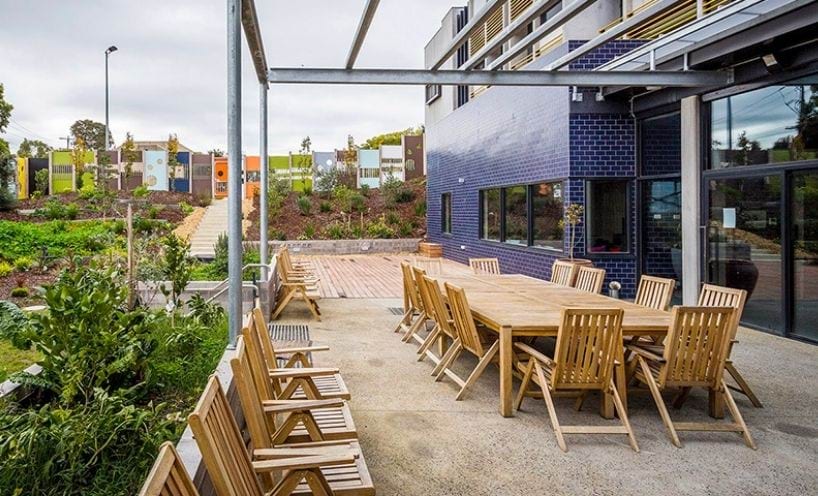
top-left (104, 45), bottom-right (118, 150)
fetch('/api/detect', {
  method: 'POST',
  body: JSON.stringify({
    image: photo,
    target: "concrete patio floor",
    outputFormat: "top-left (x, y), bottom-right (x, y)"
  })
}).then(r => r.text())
top-left (276, 297), bottom-right (818, 496)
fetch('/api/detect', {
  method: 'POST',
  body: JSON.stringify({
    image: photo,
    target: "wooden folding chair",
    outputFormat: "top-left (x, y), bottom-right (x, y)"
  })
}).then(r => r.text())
top-left (697, 284), bottom-right (762, 410)
top-left (247, 318), bottom-right (350, 401)
top-left (634, 275), bottom-right (676, 311)
top-left (251, 307), bottom-right (327, 368)
top-left (189, 376), bottom-right (375, 496)
top-left (550, 260), bottom-right (579, 287)
top-left (412, 256), bottom-right (442, 275)
top-left (232, 335), bottom-right (357, 446)
top-left (415, 275), bottom-right (457, 366)
top-left (138, 442), bottom-right (200, 496)
top-left (393, 262), bottom-right (422, 334)
top-left (627, 306), bottom-right (756, 449)
top-left (272, 260), bottom-right (322, 322)
top-left (469, 257), bottom-right (500, 275)
top-left (513, 308), bottom-right (638, 452)
top-left (400, 266), bottom-right (434, 345)
top-left (574, 266), bottom-right (606, 293)
top-left (433, 283), bottom-right (500, 400)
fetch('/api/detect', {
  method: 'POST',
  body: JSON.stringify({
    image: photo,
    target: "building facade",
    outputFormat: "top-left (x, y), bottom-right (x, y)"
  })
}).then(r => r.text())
top-left (424, 0), bottom-right (818, 343)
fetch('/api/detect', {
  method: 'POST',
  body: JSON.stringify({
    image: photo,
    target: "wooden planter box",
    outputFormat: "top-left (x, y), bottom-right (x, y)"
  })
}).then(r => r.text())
top-left (418, 242), bottom-right (442, 258)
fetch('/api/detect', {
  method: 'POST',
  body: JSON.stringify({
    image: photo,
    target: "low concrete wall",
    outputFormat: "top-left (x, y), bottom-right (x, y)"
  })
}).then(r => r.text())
top-left (246, 238), bottom-right (421, 256)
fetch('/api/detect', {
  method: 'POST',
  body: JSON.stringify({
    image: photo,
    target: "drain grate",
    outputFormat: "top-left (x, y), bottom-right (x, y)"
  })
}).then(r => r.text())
top-left (387, 307), bottom-right (405, 316)
top-left (269, 324), bottom-right (312, 367)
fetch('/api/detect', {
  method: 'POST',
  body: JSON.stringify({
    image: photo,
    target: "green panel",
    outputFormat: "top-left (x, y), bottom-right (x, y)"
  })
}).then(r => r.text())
top-left (292, 179), bottom-right (313, 193)
top-left (52, 177), bottom-right (73, 193)
top-left (269, 156), bottom-right (289, 170)
top-left (80, 172), bottom-right (95, 192)
top-left (52, 151), bottom-right (72, 166)
top-left (290, 154), bottom-right (312, 170)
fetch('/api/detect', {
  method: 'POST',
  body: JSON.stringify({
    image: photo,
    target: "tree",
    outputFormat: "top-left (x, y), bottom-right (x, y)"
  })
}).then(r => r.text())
top-left (70, 137), bottom-right (88, 190)
top-left (0, 83), bottom-right (13, 133)
top-left (296, 136), bottom-right (313, 195)
top-left (360, 126), bottom-right (423, 150)
top-left (208, 148), bottom-right (225, 157)
top-left (70, 119), bottom-right (112, 150)
top-left (16, 138), bottom-right (52, 159)
top-left (343, 135), bottom-right (358, 169)
top-left (121, 132), bottom-right (137, 180)
top-left (0, 138), bottom-right (15, 210)
top-left (167, 133), bottom-right (180, 191)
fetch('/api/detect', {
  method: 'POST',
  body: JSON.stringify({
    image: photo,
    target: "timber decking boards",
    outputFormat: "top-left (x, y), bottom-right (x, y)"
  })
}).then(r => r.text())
top-left (296, 254), bottom-right (471, 299)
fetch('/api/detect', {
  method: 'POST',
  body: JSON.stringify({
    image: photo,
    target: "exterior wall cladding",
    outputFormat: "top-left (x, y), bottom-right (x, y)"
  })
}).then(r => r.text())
top-left (427, 40), bottom-right (644, 297)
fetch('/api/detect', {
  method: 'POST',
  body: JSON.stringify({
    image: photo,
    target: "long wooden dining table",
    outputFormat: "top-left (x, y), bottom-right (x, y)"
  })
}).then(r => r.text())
top-left (431, 273), bottom-right (671, 418)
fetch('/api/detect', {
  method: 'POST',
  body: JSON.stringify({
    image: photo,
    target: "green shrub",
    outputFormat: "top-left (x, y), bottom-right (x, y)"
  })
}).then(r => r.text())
top-left (325, 222), bottom-right (346, 240)
top-left (351, 193), bottom-right (366, 212)
top-left (296, 195), bottom-right (312, 216)
top-left (270, 228), bottom-right (286, 242)
top-left (146, 205), bottom-right (160, 219)
top-left (34, 168), bottom-right (49, 195)
top-left (212, 233), bottom-right (229, 278)
top-left (0, 261), bottom-right (12, 277)
top-left (179, 201), bottom-right (194, 216)
top-left (333, 185), bottom-right (353, 212)
top-left (303, 222), bottom-right (316, 239)
top-left (37, 198), bottom-right (79, 220)
top-left (399, 222), bottom-right (414, 237)
top-left (414, 200), bottom-right (427, 217)
top-left (0, 220), bottom-right (122, 261)
top-left (195, 193), bottom-right (212, 207)
top-left (319, 200), bottom-right (332, 213)
top-left (10, 287), bottom-right (29, 298)
top-left (382, 176), bottom-right (414, 206)
top-left (367, 218), bottom-right (396, 239)
top-left (385, 211), bottom-right (401, 226)
top-left (187, 293), bottom-right (225, 327)
top-left (158, 234), bottom-right (193, 310)
top-left (359, 183), bottom-right (370, 197)
top-left (132, 184), bottom-right (150, 198)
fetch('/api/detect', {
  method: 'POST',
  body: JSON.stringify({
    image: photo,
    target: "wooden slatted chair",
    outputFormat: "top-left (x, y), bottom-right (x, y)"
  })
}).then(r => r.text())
top-left (393, 262), bottom-right (423, 334)
top-left (138, 442), bottom-right (200, 496)
top-left (415, 275), bottom-right (457, 366)
top-left (232, 335), bottom-right (357, 446)
top-left (251, 307), bottom-right (327, 368)
top-left (550, 260), bottom-right (579, 287)
top-left (247, 316), bottom-right (351, 401)
top-left (412, 256), bottom-right (442, 275)
top-left (469, 257), bottom-right (501, 275)
top-left (189, 376), bottom-right (375, 496)
top-left (574, 266), bottom-right (606, 293)
top-left (634, 275), bottom-right (676, 311)
top-left (272, 258), bottom-right (322, 322)
top-left (513, 308), bottom-right (638, 452)
top-left (400, 266), bottom-right (434, 345)
top-left (627, 306), bottom-right (756, 449)
top-left (697, 284), bottom-right (761, 409)
top-left (280, 246), bottom-right (315, 273)
top-left (433, 283), bottom-right (500, 400)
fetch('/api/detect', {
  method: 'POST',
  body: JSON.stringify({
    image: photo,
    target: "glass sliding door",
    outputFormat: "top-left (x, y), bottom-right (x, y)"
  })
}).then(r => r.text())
top-left (642, 180), bottom-right (683, 303)
top-left (792, 171), bottom-right (818, 341)
top-left (707, 175), bottom-right (784, 332)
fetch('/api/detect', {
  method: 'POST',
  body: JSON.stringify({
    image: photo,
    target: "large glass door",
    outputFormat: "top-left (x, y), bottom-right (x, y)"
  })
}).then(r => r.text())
top-left (706, 175), bottom-right (784, 333)
top-left (642, 179), bottom-right (683, 303)
top-left (792, 171), bottom-right (818, 341)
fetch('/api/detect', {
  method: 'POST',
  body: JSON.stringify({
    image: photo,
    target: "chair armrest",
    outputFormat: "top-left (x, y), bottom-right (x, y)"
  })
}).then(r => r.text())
top-left (262, 398), bottom-right (345, 413)
top-left (626, 344), bottom-right (665, 363)
top-left (514, 342), bottom-right (557, 368)
top-left (252, 452), bottom-right (356, 473)
top-left (268, 367), bottom-right (339, 379)
top-left (277, 345), bottom-right (330, 354)
top-left (254, 446), bottom-right (351, 459)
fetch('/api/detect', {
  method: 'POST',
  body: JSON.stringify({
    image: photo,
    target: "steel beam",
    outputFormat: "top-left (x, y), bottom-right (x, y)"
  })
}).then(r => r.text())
top-left (241, 0), bottom-right (268, 84)
top-left (346, 0), bottom-right (381, 69)
top-left (267, 67), bottom-right (732, 87)
top-left (485, 0), bottom-right (597, 71)
top-left (227, 0), bottom-right (243, 346)
top-left (430, 0), bottom-right (505, 70)
top-left (548, 0), bottom-right (686, 70)
top-left (259, 84), bottom-right (268, 280)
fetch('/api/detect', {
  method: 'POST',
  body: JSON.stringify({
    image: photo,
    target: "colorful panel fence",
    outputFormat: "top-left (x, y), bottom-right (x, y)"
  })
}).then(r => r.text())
top-left (244, 155), bottom-right (260, 199)
top-left (16, 158), bottom-right (27, 199)
top-left (51, 151), bottom-right (75, 193)
top-left (191, 153), bottom-right (213, 198)
top-left (173, 151), bottom-right (191, 193)
top-left (28, 158), bottom-right (48, 196)
top-left (214, 157), bottom-right (228, 198)
top-left (144, 150), bottom-right (169, 191)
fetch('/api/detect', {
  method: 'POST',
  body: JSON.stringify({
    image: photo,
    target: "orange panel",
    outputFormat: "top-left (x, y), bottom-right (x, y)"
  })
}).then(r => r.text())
top-left (244, 156), bottom-right (261, 199)
top-left (214, 157), bottom-right (228, 198)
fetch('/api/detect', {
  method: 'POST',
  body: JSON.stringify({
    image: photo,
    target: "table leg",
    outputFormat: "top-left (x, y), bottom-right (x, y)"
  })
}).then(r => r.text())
top-left (709, 388), bottom-right (725, 419)
top-left (499, 325), bottom-right (513, 418)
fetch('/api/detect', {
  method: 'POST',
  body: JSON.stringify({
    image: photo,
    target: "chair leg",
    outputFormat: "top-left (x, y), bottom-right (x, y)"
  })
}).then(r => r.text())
top-left (573, 391), bottom-right (589, 412)
top-left (725, 362), bottom-right (763, 408)
top-left (455, 341), bottom-right (499, 401)
top-left (672, 387), bottom-right (692, 410)
top-left (535, 363), bottom-right (566, 452)
top-left (609, 380), bottom-right (639, 453)
top-left (401, 316), bottom-right (425, 343)
top-left (721, 380), bottom-right (757, 450)
top-left (514, 360), bottom-right (535, 411)
top-left (639, 357), bottom-right (681, 448)
top-left (271, 290), bottom-right (295, 321)
top-left (433, 340), bottom-right (462, 379)
top-left (393, 309), bottom-right (414, 333)
top-left (416, 324), bottom-right (441, 361)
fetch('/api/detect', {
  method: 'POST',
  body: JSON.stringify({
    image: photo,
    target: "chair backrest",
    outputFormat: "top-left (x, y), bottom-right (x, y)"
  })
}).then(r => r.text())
top-left (413, 256), bottom-right (442, 275)
top-left (551, 260), bottom-right (579, 286)
top-left (251, 307), bottom-right (279, 369)
top-left (422, 275), bottom-right (455, 338)
top-left (574, 266), bottom-right (606, 293)
top-left (412, 266), bottom-right (433, 318)
top-left (138, 442), bottom-right (200, 496)
top-left (243, 322), bottom-right (283, 400)
top-left (444, 283), bottom-right (485, 357)
top-left (188, 376), bottom-right (265, 496)
top-left (697, 283), bottom-right (747, 340)
top-left (469, 257), bottom-right (500, 275)
top-left (551, 308), bottom-right (624, 390)
top-left (634, 275), bottom-right (676, 311)
top-left (401, 261), bottom-right (421, 312)
top-left (659, 306), bottom-right (736, 388)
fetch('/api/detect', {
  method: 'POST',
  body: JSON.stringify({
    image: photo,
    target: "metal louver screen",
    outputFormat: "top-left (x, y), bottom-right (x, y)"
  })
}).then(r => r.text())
top-left (510, 0), bottom-right (533, 21)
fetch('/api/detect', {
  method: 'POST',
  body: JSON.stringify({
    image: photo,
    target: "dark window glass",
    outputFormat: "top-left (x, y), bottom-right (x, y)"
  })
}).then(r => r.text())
top-left (532, 182), bottom-right (563, 251)
top-left (441, 193), bottom-right (452, 234)
top-left (710, 79), bottom-right (818, 169)
top-left (481, 189), bottom-right (501, 241)
top-left (503, 185), bottom-right (528, 245)
top-left (539, 2), bottom-right (562, 23)
top-left (642, 112), bottom-right (681, 176)
top-left (587, 181), bottom-right (630, 253)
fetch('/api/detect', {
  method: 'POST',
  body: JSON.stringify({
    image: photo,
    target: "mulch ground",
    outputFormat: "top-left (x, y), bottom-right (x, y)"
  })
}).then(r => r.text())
top-left (0, 269), bottom-right (57, 307)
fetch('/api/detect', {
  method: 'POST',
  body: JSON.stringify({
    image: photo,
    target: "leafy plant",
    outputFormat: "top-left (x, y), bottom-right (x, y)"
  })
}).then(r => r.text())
top-left (414, 200), bottom-right (427, 217)
top-left (158, 234), bottom-right (193, 312)
top-left (565, 203), bottom-right (584, 260)
top-left (133, 184), bottom-right (150, 198)
top-left (211, 233), bottom-right (229, 278)
top-left (385, 211), bottom-right (401, 226)
top-left (333, 184), bottom-right (354, 212)
top-left (37, 198), bottom-right (79, 220)
top-left (0, 300), bottom-right (31, 349)
top-left (325, 222), bottom-right (346, 240)
top-left (187, 293), bottom-right (225, 327)
top-left (399, 221), bottom-right (414, 237)
top-left (34, 168), bottom-right (49, 195)
top-left (10, 287), bottom-right (29, 298)
top-left (351, 193), bottom-right (366, 212)
top-left (13, 256), bottom-right (36, 272)
top-left (0, 261), bottom-right (12, 277)
top-left (296, 195), bottom-right (312, 216)
top-left (359, 183), bottom-right (370, 197)
top-left (303, 222), bottom-right (316, 239)
top-left (319, 200), bottom-right (332, 213)
top-left (367, 217), bottom-right (396, 239)
top-left (179, 201), bottom-right (194, 216)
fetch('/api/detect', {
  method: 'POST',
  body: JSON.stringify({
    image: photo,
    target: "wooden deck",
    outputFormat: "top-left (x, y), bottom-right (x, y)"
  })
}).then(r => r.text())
top-left (296, 254), bottom-right (470, 299)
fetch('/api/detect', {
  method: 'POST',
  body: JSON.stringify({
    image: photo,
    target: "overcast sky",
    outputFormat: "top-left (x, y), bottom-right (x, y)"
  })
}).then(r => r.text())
top-left (0, 1), bottom-right (450, 155)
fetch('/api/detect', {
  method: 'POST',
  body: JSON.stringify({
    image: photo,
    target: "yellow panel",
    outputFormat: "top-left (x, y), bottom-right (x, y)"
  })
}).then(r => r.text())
top-left (16, 158), bottom-right (27, 199)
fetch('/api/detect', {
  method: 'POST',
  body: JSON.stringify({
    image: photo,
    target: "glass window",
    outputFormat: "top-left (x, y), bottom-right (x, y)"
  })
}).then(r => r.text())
top-left (480, 189), bottom-right (501, 241)
top-left (441, 193), bottom-right (452, 235)
top-left (710, 79), bottom-right (818, 169)
top-left (642, 112), bottom-right (681, 176)
top-left (503, 186), bottom-right (528, 245)
top-left (587, 180), bottom-right (630, 253)
top-left (532, 182), bottom-right (563, 251)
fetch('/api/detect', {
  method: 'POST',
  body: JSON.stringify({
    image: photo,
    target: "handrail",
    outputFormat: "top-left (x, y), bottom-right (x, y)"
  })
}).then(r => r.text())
top-left (201, 263), bottom-right (275, 305)
top-left (204, 283), bottom-right (260, 305)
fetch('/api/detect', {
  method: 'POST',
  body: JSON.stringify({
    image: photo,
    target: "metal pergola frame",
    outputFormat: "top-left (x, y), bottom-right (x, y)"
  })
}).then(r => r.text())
top-left (226, 0), bottom-right (735, 344)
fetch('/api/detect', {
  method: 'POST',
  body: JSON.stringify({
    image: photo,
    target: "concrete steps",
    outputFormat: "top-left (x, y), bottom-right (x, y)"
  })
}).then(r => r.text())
top-left (189, 199), bottom-right (228, 259)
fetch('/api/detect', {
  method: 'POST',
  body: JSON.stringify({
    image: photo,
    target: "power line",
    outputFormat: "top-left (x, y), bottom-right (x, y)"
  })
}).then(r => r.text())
top-left (8, 118), bottom-right (53, 143)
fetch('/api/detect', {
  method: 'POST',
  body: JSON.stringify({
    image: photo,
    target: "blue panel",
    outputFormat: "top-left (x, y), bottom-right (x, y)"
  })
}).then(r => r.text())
top-left (173, 178), bottom-right (190, 193)
top-left (359, 149), bottom-right (379, 168)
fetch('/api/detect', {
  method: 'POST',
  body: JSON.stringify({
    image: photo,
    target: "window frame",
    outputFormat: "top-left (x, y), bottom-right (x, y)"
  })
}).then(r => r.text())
top-left (441, 192), bottom-right (452, 235)
top-left (584, 178), bottom-right (633, 256)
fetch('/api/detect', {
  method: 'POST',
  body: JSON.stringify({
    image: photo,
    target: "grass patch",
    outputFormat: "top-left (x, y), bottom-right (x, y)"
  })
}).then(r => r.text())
top-left (0, 219), bottom-right (123, 261)
top-left (0, 339), bottom-right (40, 382)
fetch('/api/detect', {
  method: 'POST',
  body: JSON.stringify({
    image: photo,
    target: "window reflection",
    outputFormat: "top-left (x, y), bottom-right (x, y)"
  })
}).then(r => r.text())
top-left (532, 182), bottom-right (564, 251)
top-left (503, 186), bottom-right (528, 245)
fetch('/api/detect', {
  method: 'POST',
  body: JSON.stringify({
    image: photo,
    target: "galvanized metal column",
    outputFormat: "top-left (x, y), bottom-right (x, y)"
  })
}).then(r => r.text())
top-left (259, 84), bottom-right (269, 278)
top-left (227, 0), bottom-right (243, 346)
